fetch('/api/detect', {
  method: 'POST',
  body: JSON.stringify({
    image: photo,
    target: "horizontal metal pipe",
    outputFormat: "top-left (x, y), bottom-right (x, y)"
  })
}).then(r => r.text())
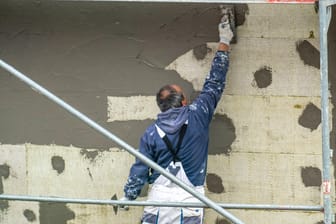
top-left (0, 194), bottom-right (323, 211)
top-left (62, 0), bottom-right (316, 3)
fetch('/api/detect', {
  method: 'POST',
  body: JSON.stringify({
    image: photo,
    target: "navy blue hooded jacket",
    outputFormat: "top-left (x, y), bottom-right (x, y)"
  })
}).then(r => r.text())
top-left (124, 51), bottom-right (229, 200)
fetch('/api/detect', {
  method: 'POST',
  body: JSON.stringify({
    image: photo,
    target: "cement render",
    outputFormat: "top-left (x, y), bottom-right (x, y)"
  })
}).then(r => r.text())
top-left (0, 0), bottom-right (207, 148)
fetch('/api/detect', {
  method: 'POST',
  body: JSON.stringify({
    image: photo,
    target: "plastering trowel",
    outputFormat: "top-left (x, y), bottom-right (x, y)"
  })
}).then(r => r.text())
top-left (220, 5), bottom-right (237, 44)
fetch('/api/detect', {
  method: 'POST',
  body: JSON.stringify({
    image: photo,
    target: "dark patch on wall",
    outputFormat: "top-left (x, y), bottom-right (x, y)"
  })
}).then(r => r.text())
top-left (315, 221), bottom-right (323, 224)
top-left (309, 30), bottom-right (315, 39)
top-left (193, 44), bottom-right (211, 60)
top-left (23, 209), bottom-right (36, 222)
top-left (206, 173), bottom-right (225, 193)
top-left (301, 166), bottom-right (322, 187)
top-left (0, 164), bottom-right (10, 212)
top-left (298, 103), bottom-right (321, 131)
top-left (253, 66), bottom-right (272, 88)
top-left (0, 164), bottom-right (10, 180)
top-left (80, 149), bottom-right (99, 161)
top-left (39, 202), bottom-right (75, 224)
top-left (87, 167), bottom-right (93, 180)
top-left (314, 1), bottom-right (319, 13)
top-left (296, 40), bottom-right (320, 69)
top-left (215, 217), bottom-right (232, 224)
top-left (0, 201), bottom-right (9, 212)
top-left (51, 156), bottom-right (65, 174)
top-left (209, 114), bottom-right (236, 155)
top-left (233, 4), bottom-right (249, 26)
top-left (111, 194), bottom-right (118, 215)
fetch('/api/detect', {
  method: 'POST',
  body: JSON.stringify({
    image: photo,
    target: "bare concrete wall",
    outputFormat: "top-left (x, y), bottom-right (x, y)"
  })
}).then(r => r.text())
top-left (0, 1), bottom-right (334, 223)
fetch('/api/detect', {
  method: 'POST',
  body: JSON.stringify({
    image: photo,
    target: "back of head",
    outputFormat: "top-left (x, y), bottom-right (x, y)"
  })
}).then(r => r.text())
top-left (156, 85), bottom-right (185, 112)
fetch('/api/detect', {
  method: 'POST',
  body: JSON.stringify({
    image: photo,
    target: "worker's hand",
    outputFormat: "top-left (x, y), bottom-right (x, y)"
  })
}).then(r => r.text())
top-left (218, 17), bottom-right (233, 46)
top-left (118, 197), bottom-right (130, 211)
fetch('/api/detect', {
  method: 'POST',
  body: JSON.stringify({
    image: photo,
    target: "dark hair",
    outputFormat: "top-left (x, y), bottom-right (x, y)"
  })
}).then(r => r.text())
top-left (156, 85), bottom-right (185, 112)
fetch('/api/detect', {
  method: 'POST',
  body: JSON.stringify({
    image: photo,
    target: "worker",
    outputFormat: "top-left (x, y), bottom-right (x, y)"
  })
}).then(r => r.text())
top-left (121, 16), bottom-right (233, 224)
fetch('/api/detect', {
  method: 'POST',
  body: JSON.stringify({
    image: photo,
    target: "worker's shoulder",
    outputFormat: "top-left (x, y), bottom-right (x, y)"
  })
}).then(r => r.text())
top-left (142, 123), bottom-right (157, 137)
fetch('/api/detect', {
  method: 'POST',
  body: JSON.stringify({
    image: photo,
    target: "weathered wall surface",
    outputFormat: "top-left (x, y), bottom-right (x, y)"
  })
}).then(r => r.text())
top-left (0, 1), bottom-right (334, 223)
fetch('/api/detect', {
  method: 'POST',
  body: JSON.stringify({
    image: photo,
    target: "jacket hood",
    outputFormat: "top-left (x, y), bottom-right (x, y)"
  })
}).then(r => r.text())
top-left (156, 106), bottom-right (189, 134)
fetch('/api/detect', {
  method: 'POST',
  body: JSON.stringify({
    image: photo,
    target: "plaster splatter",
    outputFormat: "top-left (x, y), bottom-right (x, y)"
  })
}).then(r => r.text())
top-left (215, 217), bottom-right (231, 224)
top-left (51, 156), bottom-right (65, 174)
top-left (209, 114), bottom-right (236, 155)
top-left (80, 149), bottom-right (99, 161)
top-left (87, 167), bottom-right (93, 180)
top-left (234, 4), bottom-right (249, 26)
top-left (0, 164), bottom-right (10, 180)
top-left (23, 209), bottom-right (36, 222)
top-left (39, 202), bottom-right (75, 224)
top-left (0, 164), bottom-right (10, 212)
top-left (253, 66), bottom-right (272, 89)
top-left (298, 103), bottom-right (321, 131)
top-left (206, 173), bottom-right (225, 193)
top-left (301, 166), bottom-right (321, 187)
top-left (193, 44), bottom-right (211, 60)
top-left (296, 40), bottom-right (320, 69)
top-left (0, 201), bottom-right (9, 212)
top-left (111, 194), bottom-right (118, 215)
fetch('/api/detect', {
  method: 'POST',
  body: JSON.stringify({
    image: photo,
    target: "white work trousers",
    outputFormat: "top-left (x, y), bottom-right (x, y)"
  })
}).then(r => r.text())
top-left (141, 161), bottom-right (204, 224)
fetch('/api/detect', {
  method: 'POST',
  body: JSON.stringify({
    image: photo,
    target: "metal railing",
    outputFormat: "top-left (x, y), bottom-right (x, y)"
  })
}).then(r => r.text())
top-left (0, 0), bottom-right (334, 223)
top-left (0, 194), bottom-right (324, 211)
top-left (319, 1), bottom-right (335, 223)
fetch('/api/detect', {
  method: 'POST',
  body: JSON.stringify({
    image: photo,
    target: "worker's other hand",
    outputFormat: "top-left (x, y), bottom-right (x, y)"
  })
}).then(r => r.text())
top-left (218, 18), bottom-right (233, 46)
top-left (119, 197), bottom-right (130, 211)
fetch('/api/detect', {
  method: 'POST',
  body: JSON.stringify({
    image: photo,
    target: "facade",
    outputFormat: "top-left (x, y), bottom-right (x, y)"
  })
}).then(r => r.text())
top-left (0, 1), bottom-right (335, 223)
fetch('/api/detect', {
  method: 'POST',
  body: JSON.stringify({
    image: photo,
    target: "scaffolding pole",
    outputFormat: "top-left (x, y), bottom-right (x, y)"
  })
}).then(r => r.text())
top-left (319, 0), bottom-right (334, 223)
top-left (0, 59), bottom-right (244, 224)
top-left (0, 194), bottom-right (324, 211)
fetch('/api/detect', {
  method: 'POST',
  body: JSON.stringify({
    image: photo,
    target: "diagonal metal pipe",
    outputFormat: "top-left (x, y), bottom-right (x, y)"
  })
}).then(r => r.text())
top-left (0, 59), bottom-right (244, 224)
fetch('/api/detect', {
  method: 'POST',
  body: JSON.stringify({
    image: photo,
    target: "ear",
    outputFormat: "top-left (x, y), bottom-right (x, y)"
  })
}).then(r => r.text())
top-left (181, 96), bottom-right (187, 106)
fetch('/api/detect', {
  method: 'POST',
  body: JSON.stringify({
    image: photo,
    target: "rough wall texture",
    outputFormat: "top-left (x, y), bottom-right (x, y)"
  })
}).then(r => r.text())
top-left (0, 1), bottom-right (334, 223)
